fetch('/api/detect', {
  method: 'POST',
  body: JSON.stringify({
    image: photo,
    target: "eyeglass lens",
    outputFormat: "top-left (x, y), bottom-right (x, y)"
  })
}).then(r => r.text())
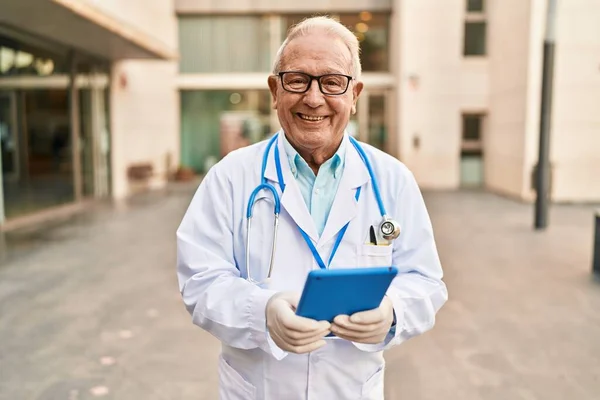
top-left (281, 72), bottom-right (349, 94)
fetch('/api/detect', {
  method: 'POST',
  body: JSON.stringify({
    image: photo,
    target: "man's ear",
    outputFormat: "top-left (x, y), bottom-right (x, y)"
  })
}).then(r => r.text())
top-left (268, 75), bottom-right (279, 110)
top-left (351, 81), bottom-right (364, 115)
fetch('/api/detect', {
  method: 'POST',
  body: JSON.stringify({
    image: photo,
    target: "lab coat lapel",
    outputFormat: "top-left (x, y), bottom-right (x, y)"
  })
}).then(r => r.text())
top-left (263, 133), bottom-right (319, 242)
top-left (318, 135), bottom-right (370, 247)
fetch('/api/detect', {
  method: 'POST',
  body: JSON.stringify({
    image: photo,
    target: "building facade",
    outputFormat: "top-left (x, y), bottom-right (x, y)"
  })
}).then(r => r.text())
top-left (1, 0), bottom-right (598, 229)
top-left (0, 0), bottom-right (179, 229)
top-left (176, 0), bottom-right (600, 203)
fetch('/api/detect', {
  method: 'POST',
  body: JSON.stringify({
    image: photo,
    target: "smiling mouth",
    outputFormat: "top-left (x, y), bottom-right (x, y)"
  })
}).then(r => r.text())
top-left (297, 113), bottom-right (327, 121)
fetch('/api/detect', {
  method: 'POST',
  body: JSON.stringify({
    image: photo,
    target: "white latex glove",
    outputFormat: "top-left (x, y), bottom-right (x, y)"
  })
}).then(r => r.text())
top-left (266, 292), bottom-right (331, 353)
top-left (330, 296), bottom-right (395, 344)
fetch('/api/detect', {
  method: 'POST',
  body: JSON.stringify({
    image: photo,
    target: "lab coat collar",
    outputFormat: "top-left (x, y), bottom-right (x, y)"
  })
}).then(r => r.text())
top-left (263, 132), bottom-right (370, 246)
top-left (317, 134), bottom-right (369, 247)
top-left (264, 131), bottom-right (319, 241)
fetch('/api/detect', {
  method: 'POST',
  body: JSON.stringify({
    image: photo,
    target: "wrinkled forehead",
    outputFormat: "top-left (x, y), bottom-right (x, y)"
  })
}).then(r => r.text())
top-left (280, 33), bottom-right (353, 75)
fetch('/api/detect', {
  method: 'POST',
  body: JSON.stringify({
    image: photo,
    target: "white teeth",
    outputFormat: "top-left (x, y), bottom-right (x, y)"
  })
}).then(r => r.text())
top-left (299, 114), bottom-right (325, 121)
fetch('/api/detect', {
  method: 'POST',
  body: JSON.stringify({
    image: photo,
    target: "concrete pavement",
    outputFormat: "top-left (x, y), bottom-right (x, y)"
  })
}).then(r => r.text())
top-left (0, 182), bottom-right (599, 399)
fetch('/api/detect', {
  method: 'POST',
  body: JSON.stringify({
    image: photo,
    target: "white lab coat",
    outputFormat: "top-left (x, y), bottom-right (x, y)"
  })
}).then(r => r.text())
top-left (177, 133), bottom-right (447, 400)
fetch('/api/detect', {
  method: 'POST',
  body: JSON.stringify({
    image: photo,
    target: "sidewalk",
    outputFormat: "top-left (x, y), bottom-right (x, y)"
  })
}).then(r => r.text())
top-left (0, 183), bottom-right (598, 400)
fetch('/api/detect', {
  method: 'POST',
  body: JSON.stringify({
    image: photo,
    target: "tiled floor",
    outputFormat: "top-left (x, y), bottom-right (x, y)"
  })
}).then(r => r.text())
top-left (0, 183), bottom-right (599, 399)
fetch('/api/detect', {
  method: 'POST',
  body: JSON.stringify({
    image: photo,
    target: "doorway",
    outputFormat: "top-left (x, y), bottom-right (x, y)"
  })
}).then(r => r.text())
top-left (0, 33), bottom-right (111, 226)
top-left (0, 89), bottom-right (75, 219)
top-left (354, 90), bottom-right (392, 154)
top-left (0, 91), bottom-right (19, 181)
top-left (0, 91), bottom-right (18, 222)
top-left (460, 112), bottom-right (485, 187)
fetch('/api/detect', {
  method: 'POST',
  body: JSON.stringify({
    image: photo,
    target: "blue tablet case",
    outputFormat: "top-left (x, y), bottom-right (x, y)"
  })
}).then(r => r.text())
top-left (295, 266), bottom-right (398, 322)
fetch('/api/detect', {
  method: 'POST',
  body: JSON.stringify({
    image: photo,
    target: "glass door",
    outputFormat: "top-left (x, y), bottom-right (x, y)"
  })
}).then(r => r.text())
top-left (1, 89), bottom-right (74, 219)
top-left (0, 91), bottom-right (19, 181)
top-left (0, 91), bottom-right (18, 223)
top-left (79, 84), bottom-right (110, 198)
top-left (354, 90), bottom-right (391, 153)
top-left (367, 92), bottom-right (387, 152)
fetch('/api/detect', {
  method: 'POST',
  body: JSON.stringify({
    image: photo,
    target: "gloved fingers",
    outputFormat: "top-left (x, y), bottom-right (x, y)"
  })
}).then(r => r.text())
top-left (269, 329), bottom-right (294, 352)
top-left (351, 334), bottom-right (387, 345)
top-left (272, 327), bottom-right (328, 354)
top-left (332, 315), bottom-right (382, 333)
top-left (279, 311), bottom-right (330, 333)
top-left (283, 328), bottom-right (331, 346)
top-left (346, 296), bottom-right (394, 325)
top-left (330, 328), bottom-right (388, 344)
top-left (287, 339), bottom-right (327, 354)
top-left (348, 307), bottom-right (387, 325)
top-left (285, 295), bottom-right (299, 309)
top-left (330, 322), bottom-right (385, 340)
top-left (275, 292), bottom-right (300, 309)
top-left (284, 319), bottom-right (330, 338)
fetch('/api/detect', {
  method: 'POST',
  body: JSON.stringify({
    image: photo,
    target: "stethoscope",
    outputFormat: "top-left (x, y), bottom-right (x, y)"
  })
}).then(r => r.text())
top-left (245, 133), bottom-right (400, 284)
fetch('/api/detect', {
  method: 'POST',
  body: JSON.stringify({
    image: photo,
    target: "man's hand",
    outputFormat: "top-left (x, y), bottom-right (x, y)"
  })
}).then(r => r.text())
top-left (330, 296), bottom-right (395, 344)
top-left (266, 292), bottom-right (331, 353)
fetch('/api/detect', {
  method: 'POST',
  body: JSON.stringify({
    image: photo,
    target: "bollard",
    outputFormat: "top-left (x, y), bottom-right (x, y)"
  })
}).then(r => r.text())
top-left (594, 211), bottom-right (600, 275)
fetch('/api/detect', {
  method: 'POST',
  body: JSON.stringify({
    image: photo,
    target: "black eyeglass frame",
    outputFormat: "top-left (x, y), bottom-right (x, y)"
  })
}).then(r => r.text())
top-left (277, 71), bottom-right (354, 96)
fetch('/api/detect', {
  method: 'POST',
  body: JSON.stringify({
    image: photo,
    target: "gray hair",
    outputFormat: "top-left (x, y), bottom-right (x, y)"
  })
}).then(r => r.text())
top-left (272, 16), bottom-right (362, 79)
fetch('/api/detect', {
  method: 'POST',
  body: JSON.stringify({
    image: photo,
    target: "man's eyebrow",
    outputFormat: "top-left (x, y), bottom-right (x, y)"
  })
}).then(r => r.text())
top-left (281, 69), bottom-right (349, 76)
top-left (308, 68), bottom-right (351, 75)
top-left (321, 69), bottom-right (349, 75)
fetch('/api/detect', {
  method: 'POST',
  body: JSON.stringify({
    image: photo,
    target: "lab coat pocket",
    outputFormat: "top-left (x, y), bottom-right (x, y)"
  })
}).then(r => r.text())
top-left (218, 355), bottom-right (256, 400)
top-left (361, 364), bottom-right (385, 399)
top-left (357, 244), bottom-right (393, 267)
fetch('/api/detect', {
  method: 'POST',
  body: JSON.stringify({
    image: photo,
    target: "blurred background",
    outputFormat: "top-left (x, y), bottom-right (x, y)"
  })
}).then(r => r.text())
top-left (0, 0), bottom-right (599, 399)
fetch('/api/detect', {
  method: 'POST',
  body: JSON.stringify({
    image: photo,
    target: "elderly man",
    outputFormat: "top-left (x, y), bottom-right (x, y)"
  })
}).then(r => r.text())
top-left (177, 16), bottom-right (447, 400)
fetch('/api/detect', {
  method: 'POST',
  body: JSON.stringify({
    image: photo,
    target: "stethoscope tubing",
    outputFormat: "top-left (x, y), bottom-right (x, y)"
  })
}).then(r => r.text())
top-left (245, 132), bottom-right (396, 283)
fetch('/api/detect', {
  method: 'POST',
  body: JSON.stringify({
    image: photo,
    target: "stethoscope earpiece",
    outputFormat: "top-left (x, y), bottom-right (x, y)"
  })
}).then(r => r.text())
top-left (380, 217), bottom-right (401, 241)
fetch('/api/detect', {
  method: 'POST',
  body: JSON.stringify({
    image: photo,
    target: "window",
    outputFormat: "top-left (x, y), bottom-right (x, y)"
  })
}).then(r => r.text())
top-left (180, 90), bottom-right (272, 172)
top-left (467, 0), bottom-right (484, 12)
top-left (0, 38), bottom-right (67, 77)
top-left (463, 114), bottom-right (482, 141)
top-left (463, 1), bottom-right (486, 56)
top-left (464, 23), bottom-right (486, 56)
top-left (178, 16), bottom-right (271, 73)
top-left (461, 113), bottom-right (484, 154)
top-left (282, 13), bottom-right (390, 72)
top-left (339, 13), bottom-right (390, 72)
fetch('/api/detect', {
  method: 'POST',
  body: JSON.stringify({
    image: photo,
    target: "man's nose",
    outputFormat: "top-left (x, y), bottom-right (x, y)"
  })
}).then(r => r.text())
top-left (302, 80), bottom-right (326, 107)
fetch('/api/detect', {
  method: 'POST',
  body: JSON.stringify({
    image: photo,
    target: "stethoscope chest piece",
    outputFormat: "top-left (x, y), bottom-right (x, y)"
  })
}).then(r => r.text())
top-left (380, 217), bottom-right (401, 241)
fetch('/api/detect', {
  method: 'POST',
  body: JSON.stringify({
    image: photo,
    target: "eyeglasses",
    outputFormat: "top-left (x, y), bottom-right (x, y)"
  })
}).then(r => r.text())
top-left (278, 71), bottom-right (353, 95)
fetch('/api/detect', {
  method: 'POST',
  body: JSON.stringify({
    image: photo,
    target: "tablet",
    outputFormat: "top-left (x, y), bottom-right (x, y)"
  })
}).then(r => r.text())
top-left (295, 266), bottom-right (398, 322)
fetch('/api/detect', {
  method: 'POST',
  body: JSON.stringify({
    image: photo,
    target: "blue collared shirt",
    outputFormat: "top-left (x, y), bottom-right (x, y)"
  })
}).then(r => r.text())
top-left (281, 133), bottom-right (346, 236)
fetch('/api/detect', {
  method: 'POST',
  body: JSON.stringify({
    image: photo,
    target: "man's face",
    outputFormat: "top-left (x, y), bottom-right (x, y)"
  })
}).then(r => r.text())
top-left (268, 32), bottom-right (363, 154)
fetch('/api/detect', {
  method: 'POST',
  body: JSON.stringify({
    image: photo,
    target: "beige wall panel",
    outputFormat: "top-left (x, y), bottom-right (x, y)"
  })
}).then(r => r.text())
top-left (549, 0), bottom-right (600, 202)
top-left (110, 61), bottom-right (180, 199)
top-left (460, 59), bottom-right (489, 110)
top-left (486, 0), bottom-right (533, 198)
top-left (81, 0), bottom-right (177, 48)
top-left (396, 0), bottom-right (464, 189)
top-left (176, 0), bottom-right (391, 13)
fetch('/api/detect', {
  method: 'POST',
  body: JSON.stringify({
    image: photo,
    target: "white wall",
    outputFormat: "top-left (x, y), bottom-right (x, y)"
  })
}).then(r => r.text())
top-left (461, 59), bottom-right (489, 111)
top-left (395, 0), bottom-right (465, 189)
top-left (486, 0), bottom-right (534, 199)
top-left (83, 0), bottom-right (177, 48)
top-left (176, 0), bottom-right (391, 13)
top-left (485, 0), bottom-right (600, 203)
top-left (110, 61), bottom-right (180, 199)
top-left (104, 0), bottom-right (180, 199)
top-left (549, 0), bottom-right (600, 202)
